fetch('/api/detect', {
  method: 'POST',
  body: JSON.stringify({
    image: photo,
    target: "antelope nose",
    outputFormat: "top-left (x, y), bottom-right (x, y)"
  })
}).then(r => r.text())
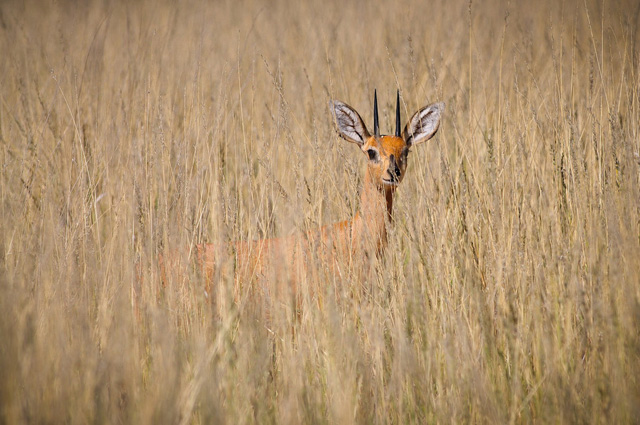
top-left (390, 155), bottom-right (401, 178)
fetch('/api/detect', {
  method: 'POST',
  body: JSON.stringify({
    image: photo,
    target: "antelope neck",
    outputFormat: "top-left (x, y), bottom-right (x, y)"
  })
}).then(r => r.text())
top-left (352, 167), bottom-right (395, 250)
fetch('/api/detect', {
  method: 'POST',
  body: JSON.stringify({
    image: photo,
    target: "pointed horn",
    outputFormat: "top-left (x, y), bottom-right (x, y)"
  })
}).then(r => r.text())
top-left (373, 89), bottom-right (380, 137)
top-left (395, 90), bottom-right (401, 137)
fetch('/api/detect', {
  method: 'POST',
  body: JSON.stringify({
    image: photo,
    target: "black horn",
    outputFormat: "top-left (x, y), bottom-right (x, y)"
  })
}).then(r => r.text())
top-left (373, 89), bottom-right (380, 137)
top-left (395, 90), bottom-right (401, 137)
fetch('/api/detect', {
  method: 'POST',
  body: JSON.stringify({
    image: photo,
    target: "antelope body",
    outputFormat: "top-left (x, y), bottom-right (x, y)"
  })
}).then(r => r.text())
top-left (161, 91), bottom-right (444, 307)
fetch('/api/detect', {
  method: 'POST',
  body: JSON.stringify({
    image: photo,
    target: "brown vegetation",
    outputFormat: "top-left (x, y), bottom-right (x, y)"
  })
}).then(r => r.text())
top-left (1, 0), bottom-right (639, 423)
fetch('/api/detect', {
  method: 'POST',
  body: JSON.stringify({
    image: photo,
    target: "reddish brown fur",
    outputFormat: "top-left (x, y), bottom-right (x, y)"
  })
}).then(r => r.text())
top-left (190, 163), bottom-right (395, 308)
top-left (154, 98), bottom-right (443, 315)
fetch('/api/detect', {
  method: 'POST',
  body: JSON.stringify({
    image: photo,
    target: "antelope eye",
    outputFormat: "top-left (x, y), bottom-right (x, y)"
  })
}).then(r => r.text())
top-left (367, 149), bottom-right (378, 162)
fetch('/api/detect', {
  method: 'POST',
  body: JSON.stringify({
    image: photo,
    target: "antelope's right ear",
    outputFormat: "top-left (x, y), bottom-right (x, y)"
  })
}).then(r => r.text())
top-left (330, 100), bottom-right (370, 146)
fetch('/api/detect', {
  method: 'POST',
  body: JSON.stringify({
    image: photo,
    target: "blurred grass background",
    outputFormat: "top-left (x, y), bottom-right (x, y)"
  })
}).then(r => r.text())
top-left (1, 0), bottom-right (639, 423)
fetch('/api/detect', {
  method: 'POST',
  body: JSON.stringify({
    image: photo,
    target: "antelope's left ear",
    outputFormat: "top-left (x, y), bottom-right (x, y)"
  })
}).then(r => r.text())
top-left (403, 102), bottom-right (445, 146)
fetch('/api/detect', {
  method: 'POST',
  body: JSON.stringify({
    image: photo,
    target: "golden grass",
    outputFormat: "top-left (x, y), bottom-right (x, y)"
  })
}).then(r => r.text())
top-left (1, 0), bottom-right (639, 422)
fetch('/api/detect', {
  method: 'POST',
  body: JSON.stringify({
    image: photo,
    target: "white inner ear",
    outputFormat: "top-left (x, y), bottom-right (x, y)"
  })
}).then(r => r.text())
top-left (330, 100), bottom-right (370, 146)
top-left (405, 102), bottom-right (444, 146)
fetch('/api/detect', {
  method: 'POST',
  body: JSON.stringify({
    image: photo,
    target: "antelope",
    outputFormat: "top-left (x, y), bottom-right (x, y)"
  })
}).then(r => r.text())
top-left (159, 91), bottom-right (444, 312)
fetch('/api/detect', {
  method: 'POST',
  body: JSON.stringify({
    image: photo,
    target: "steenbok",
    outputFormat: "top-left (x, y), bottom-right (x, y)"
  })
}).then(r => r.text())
top-left (158, 90), bottom-right (444, 312)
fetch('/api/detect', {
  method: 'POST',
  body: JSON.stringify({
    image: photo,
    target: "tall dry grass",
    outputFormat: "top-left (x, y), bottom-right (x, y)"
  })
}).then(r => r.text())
top-left (1, 0), bottom-right (639, 423)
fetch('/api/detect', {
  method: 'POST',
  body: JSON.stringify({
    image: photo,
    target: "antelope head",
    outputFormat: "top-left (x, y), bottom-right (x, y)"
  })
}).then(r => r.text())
top-left (330, 90), bottom-right (444, 191)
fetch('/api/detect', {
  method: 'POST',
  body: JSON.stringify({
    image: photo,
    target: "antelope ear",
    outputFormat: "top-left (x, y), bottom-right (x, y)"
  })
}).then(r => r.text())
top-left (330, 100), bottom-right (370, 146)
top-left (403, 102), bottom-right (444, 146)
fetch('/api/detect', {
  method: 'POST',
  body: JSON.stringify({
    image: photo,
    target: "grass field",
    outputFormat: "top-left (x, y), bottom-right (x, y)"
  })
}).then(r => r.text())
top-left (1, 0), bottom-right (639, 423)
